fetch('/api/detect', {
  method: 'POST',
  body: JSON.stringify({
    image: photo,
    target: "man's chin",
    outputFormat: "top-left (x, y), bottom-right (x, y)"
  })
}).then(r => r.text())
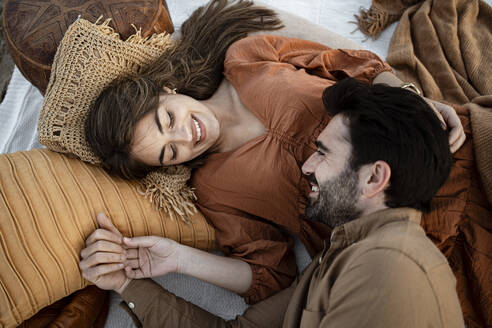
top-left (305, 204), bottom-right (323, 223)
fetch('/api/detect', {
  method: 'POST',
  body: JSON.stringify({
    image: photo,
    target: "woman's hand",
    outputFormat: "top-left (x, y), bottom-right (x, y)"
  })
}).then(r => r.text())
top-left (79, 213), bottom-right (130, 294)
top-left (373, 72), bottom-right (466, 153)
top-left (122, 236), bottom-right (182, 279)
top-left (423, 97), bottom-right (466, 153)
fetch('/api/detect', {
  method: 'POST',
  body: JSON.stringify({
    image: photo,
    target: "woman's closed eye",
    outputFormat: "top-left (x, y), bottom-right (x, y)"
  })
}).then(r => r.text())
top-left (170, 144), bottom-right (177, 160)
top-left (167, 111), bottom-right (174, 128)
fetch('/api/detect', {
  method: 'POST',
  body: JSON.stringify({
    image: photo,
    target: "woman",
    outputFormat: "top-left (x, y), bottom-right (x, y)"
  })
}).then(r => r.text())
top-left (83, 0), bottom-right (464, 304)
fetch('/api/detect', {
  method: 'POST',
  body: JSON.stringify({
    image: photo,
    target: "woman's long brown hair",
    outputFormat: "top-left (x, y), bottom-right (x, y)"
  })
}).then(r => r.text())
top-left (85, 0), bottom-right (282, 179)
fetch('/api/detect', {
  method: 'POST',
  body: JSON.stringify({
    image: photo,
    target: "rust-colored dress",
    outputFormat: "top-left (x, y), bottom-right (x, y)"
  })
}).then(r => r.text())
top-left (191, 35), bottom-right (393, 303)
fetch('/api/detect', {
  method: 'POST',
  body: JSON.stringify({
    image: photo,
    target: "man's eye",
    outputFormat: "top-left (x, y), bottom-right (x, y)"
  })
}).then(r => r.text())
top-left (168, 111), bottom-right (174, 128)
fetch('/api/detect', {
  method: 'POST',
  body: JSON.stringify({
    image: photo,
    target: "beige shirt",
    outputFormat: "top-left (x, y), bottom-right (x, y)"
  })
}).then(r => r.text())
top-left (121, 207), bottom-right (464, 327)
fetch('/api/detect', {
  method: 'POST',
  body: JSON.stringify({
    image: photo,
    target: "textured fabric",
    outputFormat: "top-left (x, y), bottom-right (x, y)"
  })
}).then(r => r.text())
top-left (466, 96), bottom-right (492, 205)
top-left (191, 34), bottom-right (393, 304)
top-left (120, 208), bottom-right (464, 328)
top-left (421, 106), bottom-right (492, 328)
top-left (355, 2), bottom-right (492, 325)
top-left (16, 286), bottom-right (108, 328)
top-left (37, 18), bottom-right (197, 221)
top-left (357, 1), bottom-right (492, 325)
top-left (0, 148), bottom-right (215, 328)
top-left (385, 0), bottom-right (492, 105)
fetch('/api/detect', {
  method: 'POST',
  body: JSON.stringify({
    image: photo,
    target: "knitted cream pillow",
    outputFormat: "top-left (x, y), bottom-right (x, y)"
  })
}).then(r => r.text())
top-left (0, 148), bottom-right (216, 328)
top-left (38, 18), bottom-right (195, 220)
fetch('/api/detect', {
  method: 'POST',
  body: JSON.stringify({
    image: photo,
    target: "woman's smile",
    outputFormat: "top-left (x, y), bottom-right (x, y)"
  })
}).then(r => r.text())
top-left (131, 92), bottom-right (220, 166)
top-left (192, 115), bottom-right (206, 144)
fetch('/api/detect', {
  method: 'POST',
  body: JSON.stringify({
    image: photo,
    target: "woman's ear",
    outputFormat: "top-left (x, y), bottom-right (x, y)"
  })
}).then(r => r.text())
top-left (162, 86), bottom-right (177, 94)
top-left (360, 161), bottom-right (391, 199)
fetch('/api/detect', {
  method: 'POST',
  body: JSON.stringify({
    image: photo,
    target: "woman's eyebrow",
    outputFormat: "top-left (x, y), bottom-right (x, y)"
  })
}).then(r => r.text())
top-left (154, 109), bottom-right (163, 134)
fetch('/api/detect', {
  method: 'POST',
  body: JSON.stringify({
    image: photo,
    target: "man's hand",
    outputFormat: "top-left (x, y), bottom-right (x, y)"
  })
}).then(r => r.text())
top-left (79, 213), bottom-right (130, 294)
top-left (122, 236), bottom-right (181, 279)
top-left (423, 97), bottom-right (466, 153)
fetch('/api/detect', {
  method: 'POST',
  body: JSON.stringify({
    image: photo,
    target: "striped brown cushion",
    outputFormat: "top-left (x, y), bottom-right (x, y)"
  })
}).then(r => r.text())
top-left (0, 148), bottom-right (215, 327)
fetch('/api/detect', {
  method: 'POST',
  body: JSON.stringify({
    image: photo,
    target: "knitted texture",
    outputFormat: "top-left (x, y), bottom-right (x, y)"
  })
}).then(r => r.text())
top-left (467, 96), bottom-right (492, 206)
top-left (37, 18), bottom-right (197, 222)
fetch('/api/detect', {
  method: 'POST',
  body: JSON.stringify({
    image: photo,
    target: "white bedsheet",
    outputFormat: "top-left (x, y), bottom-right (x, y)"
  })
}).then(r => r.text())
top-left (0, 0), bottom-right (396, 326)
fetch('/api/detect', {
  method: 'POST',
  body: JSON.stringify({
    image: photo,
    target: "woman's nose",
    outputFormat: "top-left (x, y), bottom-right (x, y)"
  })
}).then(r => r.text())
top-left (170, 123), bottom-right (193, 144)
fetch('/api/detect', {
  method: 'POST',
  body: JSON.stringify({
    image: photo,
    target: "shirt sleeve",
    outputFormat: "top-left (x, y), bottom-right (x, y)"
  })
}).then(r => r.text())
top-left (318, 248), bottom-right (458, 328)
top-left (224, 34), bottom-right (393, 87)
top-left (197, 203), bottom-right (298, 304)
top-left (120, 278), bottom-right (296, 328)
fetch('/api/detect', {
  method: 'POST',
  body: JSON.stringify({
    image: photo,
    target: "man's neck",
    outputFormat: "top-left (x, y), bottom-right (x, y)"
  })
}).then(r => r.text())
top-left (358, 203), bottom-right (389, 220)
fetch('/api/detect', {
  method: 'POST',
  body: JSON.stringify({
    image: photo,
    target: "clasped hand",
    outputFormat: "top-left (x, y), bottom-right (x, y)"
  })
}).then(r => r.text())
top-left (79, 213), bottom-right (181, 293)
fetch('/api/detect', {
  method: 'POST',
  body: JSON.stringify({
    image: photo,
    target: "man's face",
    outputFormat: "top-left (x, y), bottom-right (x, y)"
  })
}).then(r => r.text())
top-left (302, 115), bottom-right (362, 228)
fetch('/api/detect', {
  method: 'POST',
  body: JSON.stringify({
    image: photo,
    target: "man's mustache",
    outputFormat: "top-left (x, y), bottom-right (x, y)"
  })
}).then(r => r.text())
top-left (307, 174), bottom-right (318, 187)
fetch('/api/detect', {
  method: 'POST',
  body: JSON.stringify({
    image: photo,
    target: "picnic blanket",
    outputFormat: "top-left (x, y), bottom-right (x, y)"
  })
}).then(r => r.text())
top-left (357, 1), bottom-right (492, 327)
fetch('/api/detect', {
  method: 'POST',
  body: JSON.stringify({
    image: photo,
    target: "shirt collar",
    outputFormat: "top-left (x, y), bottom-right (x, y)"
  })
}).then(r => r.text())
top-left (329, 207), bottom-right (422, 246)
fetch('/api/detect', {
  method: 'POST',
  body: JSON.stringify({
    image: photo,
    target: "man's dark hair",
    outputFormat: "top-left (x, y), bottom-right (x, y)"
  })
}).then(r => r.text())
top-left (322, 78), bottom-right (452, 212)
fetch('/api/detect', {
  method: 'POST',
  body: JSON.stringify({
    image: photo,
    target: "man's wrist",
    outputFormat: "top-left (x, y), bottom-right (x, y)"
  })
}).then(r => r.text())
top-left (115, 278), bottom-right (132, 294)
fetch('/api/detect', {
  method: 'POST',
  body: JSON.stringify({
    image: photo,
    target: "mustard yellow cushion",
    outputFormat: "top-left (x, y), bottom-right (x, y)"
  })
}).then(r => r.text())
top-left (0, 149), bottom-right (215, 328)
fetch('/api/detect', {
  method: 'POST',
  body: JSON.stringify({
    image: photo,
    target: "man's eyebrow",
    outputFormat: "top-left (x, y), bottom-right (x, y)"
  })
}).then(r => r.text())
top-left (154, 108), bottom-right (163, 134)
top-left (315, 140), bottom-right (330, 153)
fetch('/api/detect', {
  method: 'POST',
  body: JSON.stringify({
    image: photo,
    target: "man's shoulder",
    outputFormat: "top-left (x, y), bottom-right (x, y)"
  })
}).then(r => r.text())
top-left (354, 220), bottom-right (449, 274)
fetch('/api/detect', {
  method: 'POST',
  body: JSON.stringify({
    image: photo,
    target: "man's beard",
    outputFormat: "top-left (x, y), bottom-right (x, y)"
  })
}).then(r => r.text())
top-left (305, 166), bottom-right (362, 228)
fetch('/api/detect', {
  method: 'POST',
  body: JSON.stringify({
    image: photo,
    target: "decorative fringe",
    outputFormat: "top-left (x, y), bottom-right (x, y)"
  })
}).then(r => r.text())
top-left (137, 166), bottom-right (198, 224)
top-left (137, 183), bottom-right (197, 224)
top-left (93, 16), bottom-right (175, 49)
top-left (354, 6), bottom-right (391, 39)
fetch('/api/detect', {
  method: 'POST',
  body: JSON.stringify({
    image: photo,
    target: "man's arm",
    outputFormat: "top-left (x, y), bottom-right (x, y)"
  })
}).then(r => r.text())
top-left (119, 278), bottom-right (296, 328)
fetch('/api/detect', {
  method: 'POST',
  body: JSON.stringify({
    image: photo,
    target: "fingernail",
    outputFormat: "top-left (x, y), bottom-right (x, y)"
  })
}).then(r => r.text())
top-left (121, 255), bottom-right (126, 261)
top-left (124, 237), bottom-right (130, 243)
top-left (119, 263), bottom-right (124, 267)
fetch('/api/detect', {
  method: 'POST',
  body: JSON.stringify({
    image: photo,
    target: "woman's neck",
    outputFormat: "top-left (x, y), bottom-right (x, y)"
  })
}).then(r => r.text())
top-left (200, 78), bottom-right (265, 153)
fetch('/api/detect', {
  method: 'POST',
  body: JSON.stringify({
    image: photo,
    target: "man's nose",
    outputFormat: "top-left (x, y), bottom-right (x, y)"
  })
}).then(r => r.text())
top-left (302, 153), bottom-right (316, 176)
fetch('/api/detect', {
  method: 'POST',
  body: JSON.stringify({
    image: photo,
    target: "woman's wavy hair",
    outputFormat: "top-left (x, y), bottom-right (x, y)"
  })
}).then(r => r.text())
top-left (85, 0), bottom-right (283, 179)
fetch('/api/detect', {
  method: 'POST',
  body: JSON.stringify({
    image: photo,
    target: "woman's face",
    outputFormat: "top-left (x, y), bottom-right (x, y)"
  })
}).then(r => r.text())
top-left (132, 93), bottom-right (220, 166)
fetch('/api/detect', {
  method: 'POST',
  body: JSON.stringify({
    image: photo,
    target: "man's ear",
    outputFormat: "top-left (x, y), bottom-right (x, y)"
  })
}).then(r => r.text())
top-left (360, 161), bottom-right (391, 199)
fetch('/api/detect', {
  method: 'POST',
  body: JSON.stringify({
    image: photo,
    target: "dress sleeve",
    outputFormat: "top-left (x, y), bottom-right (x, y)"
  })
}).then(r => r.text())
top-left (198, 203), bottom-right (298, 304)
top-left (224, 34), bottom-right (393, 86)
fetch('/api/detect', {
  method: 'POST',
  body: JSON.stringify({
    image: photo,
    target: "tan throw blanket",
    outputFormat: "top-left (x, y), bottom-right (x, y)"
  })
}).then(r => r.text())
top-left (356, 1), bottom-right (492, 327)
top-left (357, 0), bottom-right (491, 104)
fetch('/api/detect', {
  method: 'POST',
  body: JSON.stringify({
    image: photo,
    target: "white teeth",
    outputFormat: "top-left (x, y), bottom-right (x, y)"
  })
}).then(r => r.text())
top-left (311, 185), bottom-right (319, 192)
top-left (193, 118), bottom-right (201, 142)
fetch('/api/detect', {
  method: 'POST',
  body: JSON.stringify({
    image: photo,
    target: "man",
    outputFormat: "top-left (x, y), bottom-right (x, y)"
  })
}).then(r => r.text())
top-left (80, 78), bottom-right (464, 327)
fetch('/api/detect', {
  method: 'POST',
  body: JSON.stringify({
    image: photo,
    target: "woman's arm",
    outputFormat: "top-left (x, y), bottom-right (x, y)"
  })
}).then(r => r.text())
top-left (80, 213), bottom-right (260, 296)
top-left (122, 235), bottom-right (253, 294)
